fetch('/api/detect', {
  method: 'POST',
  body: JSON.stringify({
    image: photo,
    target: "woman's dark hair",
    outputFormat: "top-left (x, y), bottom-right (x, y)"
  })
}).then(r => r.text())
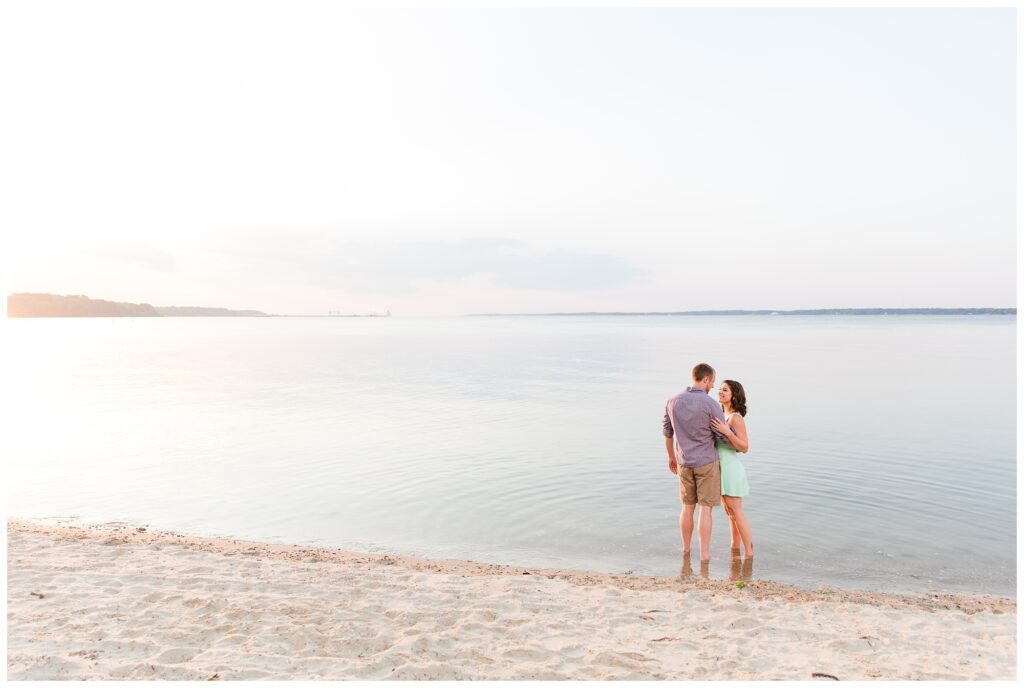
top-left (722, 380), bottom-right (747, 417)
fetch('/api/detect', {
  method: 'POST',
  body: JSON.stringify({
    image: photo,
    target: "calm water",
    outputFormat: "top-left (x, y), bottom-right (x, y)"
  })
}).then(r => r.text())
top-left (6, 315), bottom-right (1016, 596)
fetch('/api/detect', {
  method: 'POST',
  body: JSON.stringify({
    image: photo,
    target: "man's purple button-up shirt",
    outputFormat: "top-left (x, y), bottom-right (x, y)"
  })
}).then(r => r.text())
top-left (662, 386), bottom-right (727, 468)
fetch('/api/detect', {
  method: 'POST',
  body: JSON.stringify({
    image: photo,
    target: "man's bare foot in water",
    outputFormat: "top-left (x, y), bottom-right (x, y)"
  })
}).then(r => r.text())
top-left (679, 553), bottom-right (693, 579)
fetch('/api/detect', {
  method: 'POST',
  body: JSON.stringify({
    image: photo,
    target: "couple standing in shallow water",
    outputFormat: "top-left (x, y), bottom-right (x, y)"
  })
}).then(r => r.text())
top-left (662, 362), bottom-right (752, 564)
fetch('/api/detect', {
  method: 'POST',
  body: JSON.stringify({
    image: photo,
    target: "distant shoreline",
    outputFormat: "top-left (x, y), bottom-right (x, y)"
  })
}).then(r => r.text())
top-left (6, 293), bottom-right (269, 318)
top-left (9, 310), bottom-right (1017, 318)
top-left (6, 293), bottom-right (1016, 318)
top-left (469, 308), bottom-right (1016, 317)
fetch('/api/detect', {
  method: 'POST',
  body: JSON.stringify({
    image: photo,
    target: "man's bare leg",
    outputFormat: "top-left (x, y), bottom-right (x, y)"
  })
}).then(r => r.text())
top-left (696, 504), bottom-right (713, 563)
top-left (680, 504), bottom-right (696, 554)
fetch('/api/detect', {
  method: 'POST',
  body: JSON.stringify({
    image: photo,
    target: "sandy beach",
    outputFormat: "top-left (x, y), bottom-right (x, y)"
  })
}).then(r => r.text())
top-left (7, 518), bottom-right (1016, 681)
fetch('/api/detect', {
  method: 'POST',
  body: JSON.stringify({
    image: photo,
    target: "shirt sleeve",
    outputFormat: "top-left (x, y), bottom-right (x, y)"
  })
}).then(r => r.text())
top-left (662, 406), bottom-right (674, 438)
top-left (709, 399), bottom-right (728, 441)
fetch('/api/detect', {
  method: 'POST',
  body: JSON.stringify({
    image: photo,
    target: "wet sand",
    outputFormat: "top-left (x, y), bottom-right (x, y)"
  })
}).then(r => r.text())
top-left (7, 518), bottom-right (1016, 680)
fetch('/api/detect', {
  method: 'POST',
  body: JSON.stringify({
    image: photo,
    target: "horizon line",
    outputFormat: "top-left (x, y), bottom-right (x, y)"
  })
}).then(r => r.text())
top-left (462, 307), bottom-right (1017, 317)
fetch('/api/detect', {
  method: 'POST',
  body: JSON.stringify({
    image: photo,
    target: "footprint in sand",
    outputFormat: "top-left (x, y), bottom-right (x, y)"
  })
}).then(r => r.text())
top-left (95, 640), bottom-right (161, 660)
top-left (826, 638), bottom-right (873, 653)
top-left (726, 616), bottom-right (759, 630)
top-left (153, 647), bottom-right (199, 664)
top-left (555, 644), bottom-right (587, 659)
top-left (213, 634), bottom-right (250, 647)
top-left (224, 669), bottom-right (273, 680)
top-left (9, 655), bottom-right (83, 679)
top-left (588, 650), bottom-right (650, 670)
top-left (501, 646), bottom-right (546, 661)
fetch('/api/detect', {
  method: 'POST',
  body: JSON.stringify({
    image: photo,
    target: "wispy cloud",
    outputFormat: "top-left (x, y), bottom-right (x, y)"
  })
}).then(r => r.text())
top-left (218, 232), bottom-right (647, 294)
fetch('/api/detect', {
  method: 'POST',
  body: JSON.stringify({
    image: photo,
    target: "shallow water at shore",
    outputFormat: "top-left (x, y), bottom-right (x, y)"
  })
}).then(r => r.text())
top-left (6, 314), bottom-right (1016, 596)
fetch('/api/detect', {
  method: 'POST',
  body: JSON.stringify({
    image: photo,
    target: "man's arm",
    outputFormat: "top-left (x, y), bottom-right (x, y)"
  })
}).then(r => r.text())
top-left (709, 400), bottom-right (731, 444)
top-left (663, 410), bottom-right (677, 473)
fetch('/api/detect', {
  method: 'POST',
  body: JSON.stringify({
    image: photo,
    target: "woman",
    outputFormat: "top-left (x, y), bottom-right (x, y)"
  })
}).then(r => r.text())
top-left (711, 380), bottom-right (753, 559)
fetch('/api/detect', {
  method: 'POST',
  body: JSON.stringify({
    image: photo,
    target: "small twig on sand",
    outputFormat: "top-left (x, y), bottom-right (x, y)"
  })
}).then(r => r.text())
top-left (651, 637), bottom-right (679, 642)
top-left (29, 592), bottom-right (45, 599)
top-left (206, 673), bottom-right (221, 681)
top-left (812, 672), bottom-right (839, 680)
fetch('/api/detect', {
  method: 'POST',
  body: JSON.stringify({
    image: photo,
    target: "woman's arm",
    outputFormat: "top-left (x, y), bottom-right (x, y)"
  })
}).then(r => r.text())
top-left (711, 415), bottom-right (750, 453)
top-left (726, 415), bottom-right (749, 453)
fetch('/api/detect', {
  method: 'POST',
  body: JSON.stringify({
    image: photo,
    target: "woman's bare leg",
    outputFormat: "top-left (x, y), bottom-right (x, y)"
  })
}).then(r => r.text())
top-left (727, 497), bottom-right (754, 558)
top-left (722, 496), bottom-right (741, 552)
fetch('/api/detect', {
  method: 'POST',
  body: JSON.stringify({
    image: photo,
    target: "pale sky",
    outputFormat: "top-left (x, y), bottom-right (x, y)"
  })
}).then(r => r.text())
top-left (6, 4), bottom-right (1017, 315)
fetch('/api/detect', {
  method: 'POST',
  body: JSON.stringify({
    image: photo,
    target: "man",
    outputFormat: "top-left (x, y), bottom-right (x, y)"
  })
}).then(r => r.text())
top-left (662, 362), bottom-right (728, 563)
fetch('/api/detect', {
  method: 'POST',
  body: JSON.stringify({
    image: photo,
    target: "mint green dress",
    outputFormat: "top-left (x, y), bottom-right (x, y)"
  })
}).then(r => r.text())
top-left (717, 414), bottom-right (749, 497)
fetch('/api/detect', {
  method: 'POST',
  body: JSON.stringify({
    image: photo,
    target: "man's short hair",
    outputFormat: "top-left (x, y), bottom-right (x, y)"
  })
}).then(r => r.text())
top-left (692, 362), bottom-right (715, 382)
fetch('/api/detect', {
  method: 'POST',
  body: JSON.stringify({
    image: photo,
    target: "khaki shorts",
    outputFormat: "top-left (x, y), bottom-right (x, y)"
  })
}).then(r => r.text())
top-left (678, 461), bottom-right (721, 507)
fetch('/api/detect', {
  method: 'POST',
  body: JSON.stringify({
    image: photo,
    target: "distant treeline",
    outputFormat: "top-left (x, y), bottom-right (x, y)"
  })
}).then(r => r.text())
top-left (154, 306), bottom-right (268, 317)
top-left (472, 308), bottom-right (1017, 316)
top-left (7, 293), bottom-right (268, 317)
